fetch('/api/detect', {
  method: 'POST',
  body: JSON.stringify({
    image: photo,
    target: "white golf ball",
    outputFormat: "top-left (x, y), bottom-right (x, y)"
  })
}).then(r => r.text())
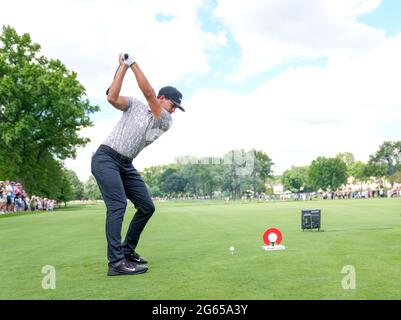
top-left (229, 246), bottom-right (235, 252)
top-left (268, 233), bottom-right (278, 243)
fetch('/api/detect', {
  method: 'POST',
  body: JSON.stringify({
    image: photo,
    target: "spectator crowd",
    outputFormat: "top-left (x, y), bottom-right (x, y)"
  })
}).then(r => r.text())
top-left (321, 187), bottom-right (400, 200)
top-left (0, 179), bottom-right (56, 214)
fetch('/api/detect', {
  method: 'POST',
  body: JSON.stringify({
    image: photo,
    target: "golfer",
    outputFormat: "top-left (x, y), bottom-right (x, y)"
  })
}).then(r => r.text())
top-left (91, 53), bottom-right (185, 276)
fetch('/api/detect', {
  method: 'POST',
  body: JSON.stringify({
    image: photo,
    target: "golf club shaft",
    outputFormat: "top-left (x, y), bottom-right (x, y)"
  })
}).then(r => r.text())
top-left (106, 54), bottom-right (129, 95)
top-left (106, 65), bottom-right (121, 95)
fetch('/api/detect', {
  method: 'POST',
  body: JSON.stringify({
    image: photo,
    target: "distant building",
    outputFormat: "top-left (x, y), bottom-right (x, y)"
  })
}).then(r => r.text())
top-left (272, 184), bottom-right (284, 195)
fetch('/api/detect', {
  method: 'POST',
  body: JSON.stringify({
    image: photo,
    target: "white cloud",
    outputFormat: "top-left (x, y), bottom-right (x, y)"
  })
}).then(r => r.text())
top-left (214, 0), bottom-right (385, 80)
top-left (0, 0), bottom-right (225, 99)
top-left (69, 31), bottom-right (401, 181)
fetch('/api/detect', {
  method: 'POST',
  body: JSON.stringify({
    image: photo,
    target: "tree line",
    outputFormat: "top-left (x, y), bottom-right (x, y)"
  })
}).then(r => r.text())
top-left (79, 141), bottom-right (401, 201)
top-left (282, 142), bottom-right (401, 193)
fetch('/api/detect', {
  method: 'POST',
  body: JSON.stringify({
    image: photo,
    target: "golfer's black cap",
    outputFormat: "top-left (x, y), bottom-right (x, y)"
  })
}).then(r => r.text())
top-left (158, 86), bottom-right (185, 112)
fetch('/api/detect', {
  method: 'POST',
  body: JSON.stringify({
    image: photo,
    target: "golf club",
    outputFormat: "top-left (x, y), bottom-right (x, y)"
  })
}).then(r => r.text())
top-left (106, 54), bottom-right (129, 95)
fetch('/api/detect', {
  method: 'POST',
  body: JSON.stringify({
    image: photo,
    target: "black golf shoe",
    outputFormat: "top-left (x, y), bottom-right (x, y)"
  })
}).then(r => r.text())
top-left (107, 259), bottom-right (148, 276)
top-left (125, 251), bottom-right (148, 264)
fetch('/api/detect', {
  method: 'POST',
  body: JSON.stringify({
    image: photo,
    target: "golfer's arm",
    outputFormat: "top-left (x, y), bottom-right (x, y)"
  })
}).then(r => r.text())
top-left (130, 62), bottom-right (162, 119)
top-left (107, 67), bottom-right (129, 111)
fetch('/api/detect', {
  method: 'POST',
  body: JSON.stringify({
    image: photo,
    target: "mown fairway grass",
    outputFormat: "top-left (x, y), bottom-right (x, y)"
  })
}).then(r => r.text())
top-left (0, 198), bottom-right (400, 300)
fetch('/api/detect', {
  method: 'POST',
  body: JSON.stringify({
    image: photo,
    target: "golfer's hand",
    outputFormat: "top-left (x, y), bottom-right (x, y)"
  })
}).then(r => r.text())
top-left (119, 53), bottom-right (135, 67)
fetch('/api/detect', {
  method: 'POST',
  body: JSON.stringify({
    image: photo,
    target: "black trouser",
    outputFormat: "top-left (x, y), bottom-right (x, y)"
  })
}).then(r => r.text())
top-left (91, 144), bottom-right (155, 264)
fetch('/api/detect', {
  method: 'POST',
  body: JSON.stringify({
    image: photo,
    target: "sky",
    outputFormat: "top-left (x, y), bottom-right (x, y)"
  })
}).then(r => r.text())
top-left (1, 0), bottom-right (401, 182)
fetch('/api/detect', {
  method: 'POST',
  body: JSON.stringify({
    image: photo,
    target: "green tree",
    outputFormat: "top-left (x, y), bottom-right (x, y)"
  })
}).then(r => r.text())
top-left (348, 161), bottom-right (370, 190)
top-left (160, 167), bottom-right (188, 195)
top-left (282, 166), bottom-right (310, 193)
top-left (251, 150), bottom-right (274, 194)
top-left (31, 151), bottom-right (63, 199)
top-left (308, 157), bottom-right (348, 191)
top-left (0, 25), bottom-right (99, 196)
top-left (336, 152), bottom-right (355, 167)
top-left (66, 170), bottom-right (84, 200)
top-left (176, 156), bottom-right (223, 198)
top-left (181, 161), bottom-right (203, 196)
top-left (142, 165), bottom-right (165, 188)
top-left (84, 175), bottom-right (102, 200)
top-left (221, 150), bottom-right (253, 199)
top-left (368, 141), bottom-right (401, 186)
top-left (141, 165), bottom-right (166, 197)
top-left (56, 169), bottom-right (74, 207)
top-left (388, 171), bottom-right (401, 186)
top-left (148, 185), bottom-right (163, 197)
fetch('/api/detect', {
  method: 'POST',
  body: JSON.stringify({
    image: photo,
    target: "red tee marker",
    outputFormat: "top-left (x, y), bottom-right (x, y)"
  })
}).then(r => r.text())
top-left (263, 228), bottom-right (283, 246)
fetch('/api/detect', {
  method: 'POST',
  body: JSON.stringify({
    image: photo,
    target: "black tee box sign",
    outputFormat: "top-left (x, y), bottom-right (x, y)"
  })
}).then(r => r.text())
top-left (301, 208), bottom-right (321, 231)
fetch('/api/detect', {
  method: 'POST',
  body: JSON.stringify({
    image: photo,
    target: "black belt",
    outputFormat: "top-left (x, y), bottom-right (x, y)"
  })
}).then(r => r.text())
top-left (99, 144), bottom-right (133, 164)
